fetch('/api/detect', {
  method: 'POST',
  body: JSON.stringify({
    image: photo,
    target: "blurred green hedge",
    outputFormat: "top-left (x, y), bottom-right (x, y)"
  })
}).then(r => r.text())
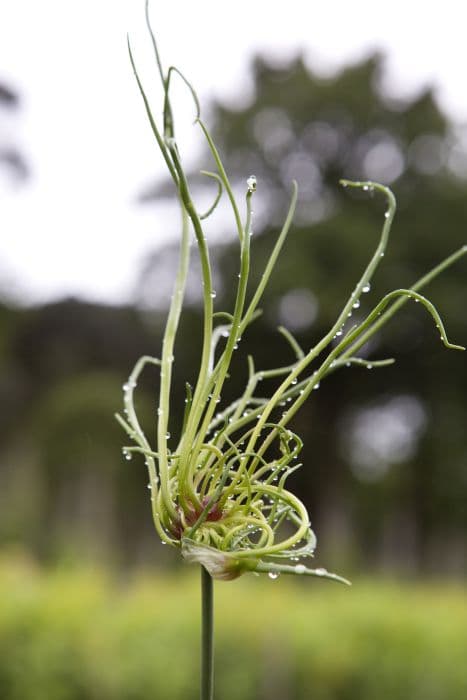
top-left (0, 555), bottom-right (465, 700)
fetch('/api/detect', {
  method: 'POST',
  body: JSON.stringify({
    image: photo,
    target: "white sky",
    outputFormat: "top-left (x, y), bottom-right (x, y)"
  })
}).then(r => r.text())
top-left (1, 0), bottom-right (467, 305)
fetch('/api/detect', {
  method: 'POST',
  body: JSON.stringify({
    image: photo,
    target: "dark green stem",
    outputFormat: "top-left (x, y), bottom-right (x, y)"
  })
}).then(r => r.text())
top-left (201, 566), bottom-right (214, 700)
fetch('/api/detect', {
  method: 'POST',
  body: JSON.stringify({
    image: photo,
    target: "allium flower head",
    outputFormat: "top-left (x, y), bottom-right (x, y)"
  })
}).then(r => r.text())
top-left (117, 7), bottom-right (465, 585)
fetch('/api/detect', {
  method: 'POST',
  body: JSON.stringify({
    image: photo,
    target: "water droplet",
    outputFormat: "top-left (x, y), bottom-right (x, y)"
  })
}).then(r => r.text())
top-left (123, 383), bottom-right (129, 391)
top-left (380, 252), bottom-right (385, 257)
top-left (210, 291), bottom-right (217, 299)
top-left (335, 329), bottom-right (343, 337)
top-left (268, 571), bottom-right (280, 580)
top-left (291, 378), bottom-right (298, 385)
top-left (314, 567), bottom-right (328, 576)
top-left (147, 483), bottom-right (152, 490)
top-left (313, 382), bottom-right (320, 390)
top-left (247, 175), bottom-right (257, 192)
top-left (384, 211), bottom-right (390, 219)
top-left (157, 408), bottom-right (163, 416)
top-left (221, 330), bottom-right (229, 338)
top-left (367, 364), bottom-right (373, 370)
top-left (353, 299), bottom-right (360, 309)
top-left (362, 283), bottom-right (371, 293)
top-left (295, 564), bottom-right (306, 574)
top-left (165, 432), bottom-right (171, 439)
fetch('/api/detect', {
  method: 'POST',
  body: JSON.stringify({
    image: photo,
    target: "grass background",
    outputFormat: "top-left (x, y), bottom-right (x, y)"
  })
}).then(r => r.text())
top-left (0, 553), bottom-right (465, 700)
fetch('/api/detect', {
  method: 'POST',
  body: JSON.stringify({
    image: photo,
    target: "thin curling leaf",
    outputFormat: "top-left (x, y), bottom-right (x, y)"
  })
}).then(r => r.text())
top-left (213, 311), bottom-right (235, 322)
top-left (144, 0), bottom-right (164, 83)
top-left (240, 181), bottom-right (298, 332)
top-left (199, 171), bottom-right (223, 220)
top-left (278, 326), bottom-right (305, 360)
top-left (123, 446), bottom-right (161, 460)
top-left (343, 289), bottom-right (465, 353)
top-left (195, 118), bottom-right (245, 244)
top-left (165, 65), bottom-right (201, 132)
top-left (126, 37), bottom-right (178, 185)
top-left (336, 245), bottom-right (467, 364)
top-left (181, 383), bottom-right (193, 435)
top-left (331, 357), bottom-right (395, 370)
top-left (208, 323), bottom-right (232, 375)
top-left (255, 561), bottom-right (351, 586)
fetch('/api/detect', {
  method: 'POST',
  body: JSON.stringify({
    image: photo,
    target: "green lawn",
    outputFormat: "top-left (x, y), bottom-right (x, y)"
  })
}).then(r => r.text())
top-left (0, 555), bottom-right (465, 699)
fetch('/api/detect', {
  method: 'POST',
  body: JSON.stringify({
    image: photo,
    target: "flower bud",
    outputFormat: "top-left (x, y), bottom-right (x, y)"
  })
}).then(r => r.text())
top-left (181, 539), bottom-right (255, 581)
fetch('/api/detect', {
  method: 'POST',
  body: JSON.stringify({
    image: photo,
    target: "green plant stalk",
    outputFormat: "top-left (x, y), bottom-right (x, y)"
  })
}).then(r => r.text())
top-left (201, 566), bottom-right (214, 700)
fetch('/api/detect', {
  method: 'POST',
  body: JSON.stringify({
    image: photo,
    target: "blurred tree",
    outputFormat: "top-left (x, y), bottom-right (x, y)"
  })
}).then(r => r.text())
top-left (0, 299), bottom-right (167, 565)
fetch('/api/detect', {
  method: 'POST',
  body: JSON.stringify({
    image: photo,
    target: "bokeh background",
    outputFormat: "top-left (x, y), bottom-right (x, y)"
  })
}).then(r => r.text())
top-left (0, 1), bottom-right (466, 698)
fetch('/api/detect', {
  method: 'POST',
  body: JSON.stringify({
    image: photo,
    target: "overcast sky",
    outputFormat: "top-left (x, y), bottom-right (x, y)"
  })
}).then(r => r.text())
top-left (1, 0), bottom-right (467, 305)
